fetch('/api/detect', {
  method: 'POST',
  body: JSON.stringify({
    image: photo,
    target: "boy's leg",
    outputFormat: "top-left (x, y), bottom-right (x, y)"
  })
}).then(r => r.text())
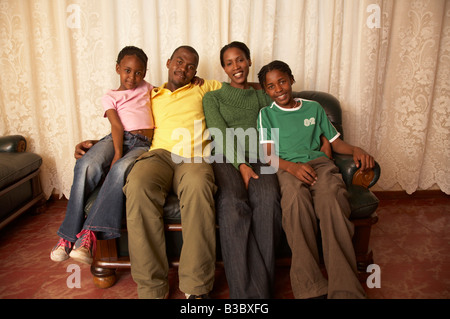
top-left (57, 135), bottom-right (114, 242)
top-left (310, 157), bottom-right (366, 299)
top-left (123, 149), bottom-right (173, 299)
top-left (172, 156), bottom-right (217, 297)
top-left (276, 169), bottom-right (328, 299)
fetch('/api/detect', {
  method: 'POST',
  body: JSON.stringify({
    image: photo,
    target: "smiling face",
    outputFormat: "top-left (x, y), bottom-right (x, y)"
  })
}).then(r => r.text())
top-left (222, 46), bottom-right (251, 89)
top-left (116, 54), bottom-right (146, 91)
top-left (166, 47), bottom-right (198, 91)
top-left (263, 69), bottom-right (296, 108)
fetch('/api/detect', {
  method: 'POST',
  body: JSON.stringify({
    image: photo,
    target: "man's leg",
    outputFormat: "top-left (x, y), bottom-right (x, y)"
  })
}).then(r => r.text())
top-left (173, 157), bottom-right (217, 296)
top-left (123, 150), bottom-right (173, 299)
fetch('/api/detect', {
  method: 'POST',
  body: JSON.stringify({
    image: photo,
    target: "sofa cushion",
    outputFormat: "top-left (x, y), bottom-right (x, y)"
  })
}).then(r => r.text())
top-left (0, 152), bottom-right (42, 189)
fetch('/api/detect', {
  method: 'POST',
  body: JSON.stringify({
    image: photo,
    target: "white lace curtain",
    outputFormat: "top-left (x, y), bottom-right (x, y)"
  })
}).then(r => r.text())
top-left (0, 0), bottom-right (449, 198)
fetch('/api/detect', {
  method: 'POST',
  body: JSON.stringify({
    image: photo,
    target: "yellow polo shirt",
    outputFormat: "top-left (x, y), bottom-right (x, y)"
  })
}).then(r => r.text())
top-left (150, 80), bottom-right (222, 158)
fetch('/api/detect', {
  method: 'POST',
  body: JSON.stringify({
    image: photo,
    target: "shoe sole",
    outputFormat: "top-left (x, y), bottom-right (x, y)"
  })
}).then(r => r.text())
top-left (50, 252), bottom-right (69, 262)
top-left (69, 250), bottom-right (93, 265)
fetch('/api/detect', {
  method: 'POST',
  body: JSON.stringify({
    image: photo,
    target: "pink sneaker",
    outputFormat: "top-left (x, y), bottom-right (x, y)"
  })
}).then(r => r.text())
top-left (69, 230), bottom-right (97, 264)
top-left (50, 238), bottom-right (73, 262)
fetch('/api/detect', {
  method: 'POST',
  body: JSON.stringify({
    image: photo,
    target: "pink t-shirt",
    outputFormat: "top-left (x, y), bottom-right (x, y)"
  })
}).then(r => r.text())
top-left (102, 80), bottom-right (154, 131)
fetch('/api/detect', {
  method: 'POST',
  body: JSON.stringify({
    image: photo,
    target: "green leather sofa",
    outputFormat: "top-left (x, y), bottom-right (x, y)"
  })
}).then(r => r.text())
top-left (86, 91), bottom-right (381, 288)
top-left (0, 135), bottom-right (45, 230)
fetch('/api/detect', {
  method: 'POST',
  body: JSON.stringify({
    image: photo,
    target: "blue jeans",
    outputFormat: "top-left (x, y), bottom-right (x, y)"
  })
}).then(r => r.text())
top-left (57, 132), bottom-right (150, 242)
top-left (212, 157), bottom-right (282, 298)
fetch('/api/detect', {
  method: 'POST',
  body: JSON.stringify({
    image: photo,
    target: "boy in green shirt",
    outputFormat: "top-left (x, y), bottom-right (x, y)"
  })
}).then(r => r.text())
top-left (257, 60), bottom-right (375, 299)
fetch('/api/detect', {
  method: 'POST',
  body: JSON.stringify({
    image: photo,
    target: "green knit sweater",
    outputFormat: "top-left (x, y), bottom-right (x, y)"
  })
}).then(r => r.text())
top-left (203, 82), bottom-right (272, 170)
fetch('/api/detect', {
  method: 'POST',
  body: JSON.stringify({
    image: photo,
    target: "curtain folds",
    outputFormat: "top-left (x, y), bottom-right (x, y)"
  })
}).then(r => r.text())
top-left (0, 0), bottom-right (448, 198)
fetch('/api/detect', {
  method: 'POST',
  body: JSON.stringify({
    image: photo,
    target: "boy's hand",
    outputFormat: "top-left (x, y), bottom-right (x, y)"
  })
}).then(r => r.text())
top-left (191, 76), bottom-right (204, 86)
top-left (239, 164), bottom-right (259, 190)
top-left (290, 162), bottom-right (317, 186)
top-left (352, 147), bottom-right (375, 172)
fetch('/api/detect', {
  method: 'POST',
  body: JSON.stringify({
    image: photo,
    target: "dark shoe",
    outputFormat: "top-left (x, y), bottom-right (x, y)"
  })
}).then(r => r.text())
top-left (185, 293), bottom-right (210, 299)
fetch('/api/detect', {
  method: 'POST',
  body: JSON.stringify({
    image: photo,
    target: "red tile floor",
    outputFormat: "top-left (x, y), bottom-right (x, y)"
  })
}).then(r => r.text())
top-left (0, 192), bottom-right (448, 299)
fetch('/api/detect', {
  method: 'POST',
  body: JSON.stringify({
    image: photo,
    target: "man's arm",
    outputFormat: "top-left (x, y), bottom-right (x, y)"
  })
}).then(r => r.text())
top-left (74, 140), bottom-right (99, 159)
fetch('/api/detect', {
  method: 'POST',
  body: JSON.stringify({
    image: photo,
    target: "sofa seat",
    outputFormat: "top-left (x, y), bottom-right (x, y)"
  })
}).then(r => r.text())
top-left (0, 152), bottom-right (42, 189)
top-left (0, 135), bottom-right (45, 229)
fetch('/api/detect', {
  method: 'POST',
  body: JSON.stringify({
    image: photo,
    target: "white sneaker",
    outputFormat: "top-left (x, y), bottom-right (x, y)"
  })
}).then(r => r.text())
top-left (50, 238), bottom-right (73, 262)
top-left (69, 229), bottom-right (97, 265)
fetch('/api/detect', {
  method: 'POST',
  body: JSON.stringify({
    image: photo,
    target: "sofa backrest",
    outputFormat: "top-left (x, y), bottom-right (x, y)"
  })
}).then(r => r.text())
top-left (293, 91), bottom-right (344, 140)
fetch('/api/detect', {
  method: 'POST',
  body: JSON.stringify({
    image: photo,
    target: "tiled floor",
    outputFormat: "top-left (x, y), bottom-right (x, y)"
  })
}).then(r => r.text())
top-left (0, 193), bottom-right (448, 299)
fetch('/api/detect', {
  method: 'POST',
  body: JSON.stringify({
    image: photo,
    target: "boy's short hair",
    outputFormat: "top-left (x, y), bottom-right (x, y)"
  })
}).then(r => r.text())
top-left (116, 46), bottom-right (148, 70)
top-left (219, 41), bottom-right (251, 67)
top-left (258, 60), bottom-right (295, 90)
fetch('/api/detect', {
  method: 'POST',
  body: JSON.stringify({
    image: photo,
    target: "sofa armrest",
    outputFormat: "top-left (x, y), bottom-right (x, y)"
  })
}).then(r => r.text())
top-left (0, 135), bottom-right (27, 153)
top-left (334, 154), bottom-right (381, 189)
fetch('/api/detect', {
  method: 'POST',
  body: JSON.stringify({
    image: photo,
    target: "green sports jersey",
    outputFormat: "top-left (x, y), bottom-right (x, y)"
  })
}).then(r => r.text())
top-left (257, 98), bottom-right (340, 163)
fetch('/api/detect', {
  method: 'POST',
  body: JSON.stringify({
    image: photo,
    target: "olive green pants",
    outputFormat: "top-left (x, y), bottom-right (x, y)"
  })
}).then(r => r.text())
top-left (277, 157), bottom-right (366, 299)
top-left (123, 149), bottom-right (217, 298)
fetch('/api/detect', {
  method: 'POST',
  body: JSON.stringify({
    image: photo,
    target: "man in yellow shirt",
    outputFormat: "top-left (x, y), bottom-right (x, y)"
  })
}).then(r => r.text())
top-left (123, 46), bottom-right (222, 299)
top-left (76, 46), bottom-right (222, 299)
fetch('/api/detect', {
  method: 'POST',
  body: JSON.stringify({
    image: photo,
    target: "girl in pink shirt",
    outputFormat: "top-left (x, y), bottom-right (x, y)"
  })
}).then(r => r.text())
top-left (51, 46), bottom-right (155, 264)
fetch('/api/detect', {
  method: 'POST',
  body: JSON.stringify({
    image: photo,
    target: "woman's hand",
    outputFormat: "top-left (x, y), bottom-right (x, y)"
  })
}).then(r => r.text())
top-left (239, 164), bottom-right (259, 189)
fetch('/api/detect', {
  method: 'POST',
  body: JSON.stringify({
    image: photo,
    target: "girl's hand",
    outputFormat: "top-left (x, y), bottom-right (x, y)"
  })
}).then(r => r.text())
top-left (239, 164), bottom-right (259, 189)
top-left (110, 154), bottom-right (122, 169)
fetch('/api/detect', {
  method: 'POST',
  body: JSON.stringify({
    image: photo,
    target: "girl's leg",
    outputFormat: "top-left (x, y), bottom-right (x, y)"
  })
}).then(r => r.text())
top-left (70, 133), bottom-right (150, 264)
top-left (56, 135), bottom-right (114, 242)
top-left (83, 144), bottom-right (149, 239)
top-left (51, 135), bottom-right (113, 262)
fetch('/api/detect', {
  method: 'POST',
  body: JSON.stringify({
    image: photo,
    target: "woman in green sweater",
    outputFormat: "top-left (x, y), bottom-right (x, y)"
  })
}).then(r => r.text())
top-left (202, 42), bottom-right (282, 298)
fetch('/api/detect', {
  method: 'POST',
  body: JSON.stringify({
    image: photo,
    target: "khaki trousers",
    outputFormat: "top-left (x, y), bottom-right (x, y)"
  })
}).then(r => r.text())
top-left (123, 149), bottom-right (217, 298)
top-left (276, 157), bottom-right (366, 299)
